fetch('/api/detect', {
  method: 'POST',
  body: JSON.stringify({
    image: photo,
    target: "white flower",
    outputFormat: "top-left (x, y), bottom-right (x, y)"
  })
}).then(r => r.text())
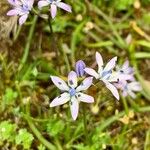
top-left (114, 81), bottom-right (142, 99)
top-left (84, 52), bottom-right (119, 100)
top-left (50, 71), bottom-right (94, 120)
top-left (7, 0), bottom-right (34, 25)
top-left (38, 0), bottom-right (72, 18)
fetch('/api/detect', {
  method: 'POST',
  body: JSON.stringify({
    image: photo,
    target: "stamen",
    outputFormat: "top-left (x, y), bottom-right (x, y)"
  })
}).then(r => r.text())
top-left (69, 88), bottom-right (76, 96)
top-left (69, 80), bottom-right (73, 85)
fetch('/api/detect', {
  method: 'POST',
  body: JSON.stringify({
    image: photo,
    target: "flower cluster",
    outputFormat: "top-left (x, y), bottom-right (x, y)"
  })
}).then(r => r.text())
top-left (7, 1), bottom-right (142, 121)
top-left (7, 0), bottom-right (72, 25)
top-left (114, 61), bottom-right (142, 98)
top-left (50, 52), bottom-right (142, 120)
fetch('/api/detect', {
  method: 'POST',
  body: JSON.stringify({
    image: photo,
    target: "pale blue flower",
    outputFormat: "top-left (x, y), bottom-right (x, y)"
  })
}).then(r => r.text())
top-left (50, 71), bottom-right (94, 120)
top-left (7, 0), bottom-right (34, 25)
top-left (116, 60), bottom-right (135, 81)
top-left (84, 52), bottom-right (119, 100)
top-left (114, 81), bottom-right (142, 99)
top-left (38, 0), bottom-right (72, 18)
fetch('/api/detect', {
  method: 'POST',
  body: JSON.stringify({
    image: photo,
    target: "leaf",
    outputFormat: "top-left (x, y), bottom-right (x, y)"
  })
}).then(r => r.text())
top-left (92, 132), bottom-right (111, 149)
top-left (138, 75), bottom-right (150, 100)
top-left (134, 52), bottom-right (150, 59)
top-left (32, 67), bottom-right (38, 77)
top-left (38, 144), bottom-right (46, 150)
top-left (3, 88), bottom-right (18, 104)
top-left (44, 17), bottom-right (74, 33)
top-left (137, 40), bottom-right (150, 49)
top-left (15, 129), bottom-right (34, 149)
top-left (71, 21), bottom-right (86, 54)
top-left (47, 120), bottom-right (65, 137)
top-left (0, 121), bottom-right (17, 142)
top-left (2, 88), bottom-right (18, 111)
top-left (113, 0), bottom-right (134, 10)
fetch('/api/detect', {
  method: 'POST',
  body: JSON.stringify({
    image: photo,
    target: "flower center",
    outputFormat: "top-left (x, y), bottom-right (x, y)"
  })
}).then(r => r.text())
top-left (69, 88), bottom-right (76, 97)
top-left (48, 0), bottom-right (57, 3)
top-left (22, 4), bottom-right (29, 11)
top-left (101, 70), bottom-right (112, 79)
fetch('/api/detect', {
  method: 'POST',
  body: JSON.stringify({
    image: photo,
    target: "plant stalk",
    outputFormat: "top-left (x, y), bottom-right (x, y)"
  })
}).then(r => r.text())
top-left (25, 104), bottom-right (56, 150)
top-left (18, 15), bottom-right (38, 71)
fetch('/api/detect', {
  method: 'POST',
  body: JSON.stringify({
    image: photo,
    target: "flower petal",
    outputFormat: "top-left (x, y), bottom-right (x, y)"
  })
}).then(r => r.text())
top-left (50, 92), bottom-right (70, 107)
top-left (122, 60), bottom-right (129, 70)
top-left (70, 96), bottom-right (79, 120)
top-left (51, 76), bottom-right (69, 91)
top-left (104, 56), bottom-right (117, 72)
top-left (104, 81), bottom-right (120, 100)
top-left (7, 9), bottom-right (19, 16)
top-left (38, 1), bottom-right (49, 9)
top-left (84, 68), bottom-right (99, 79)
top-left (68, 71), bottom-right (77, 88)
top-left (77, 92), bottom-right (94, 103)
top-left (57, 2), bottom-right (72, 12)
top-left (118, 74), bottom-right (134, 81)
top-left (7, 0), bottom-right (21, 6)
top-left (76, 77), bottom-right (93, 92)
top-left (19, 14), bottom-right (28, 25)
top-left (129, 82), bottom-right (142, 91)
top-left (96, 52), bottom-right (103, 69)
top-left (50, 4), bottom-right (57, 18)
top-left (27, 0), bottom-right (34, 9)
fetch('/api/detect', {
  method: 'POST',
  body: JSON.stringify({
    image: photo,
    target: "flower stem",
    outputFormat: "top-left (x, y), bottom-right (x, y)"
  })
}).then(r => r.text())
top-left (13, 25), bottom-right (22, 42)
top-left (48, 16), bottom-right (60, 72)
top-left (83, 105), bottom-right (88, 143)
top-left (18, 15), bottom-right (38, 71)
top-left (121, 95), bottom-right (129, 115)
top-left (25, 104), bottom-right (56, 150)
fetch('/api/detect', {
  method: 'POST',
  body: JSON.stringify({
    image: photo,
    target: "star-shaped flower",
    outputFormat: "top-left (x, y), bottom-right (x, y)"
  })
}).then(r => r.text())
top-left (38, 0), bottom-right (72, 18)
top-left (50, 71), bottom-right (94, 120)
top-left (116, 60), bottom-right (135, 81)
top-left (114, 81), bottom-right (142, 98)
top-left (84, 52), bottom-right (119, 100)
top-left (7, 0), bottom-right (34, 25)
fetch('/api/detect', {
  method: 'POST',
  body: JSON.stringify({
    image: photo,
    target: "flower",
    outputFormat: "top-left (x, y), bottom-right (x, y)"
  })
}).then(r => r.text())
top-left (114, 81), bottom-right (142, 98)
top-left (50, 71), bottom-right (94, 120)
top-left (38, 0), bottom-right (72, 18)
top-left (75, 60), bottom-right (86, 77)
top-left (7, 0), bottom-right (34, 25)
top-left (116, 60), bottom-right (135, 81)
top-left (84, 52), bottom-right (120, 100)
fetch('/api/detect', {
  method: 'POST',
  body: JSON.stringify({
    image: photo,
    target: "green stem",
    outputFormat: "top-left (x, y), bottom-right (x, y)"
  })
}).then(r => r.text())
top-left (25, 104), bottom-right (56, 150)
top-left (54, 138), bottom-right (63, 150)
top-left (13, 25), bottom-right (22, 42)
top-left (83, 105), bottom-right (88, 142)
top-left (48, 16), bottom-right (53, 35)
top-left (127, 97), bottom-right (140, 112)
top-left (48, 16), bottom-right (60, 72)
top-left (121, 95), bottom-right (129, 115)
top-left (18, 15), bottom-right (38, 71)
top-left (71, 21), bottom-right (86, 66)
top-left (144, 129), bottom-right (150, 150)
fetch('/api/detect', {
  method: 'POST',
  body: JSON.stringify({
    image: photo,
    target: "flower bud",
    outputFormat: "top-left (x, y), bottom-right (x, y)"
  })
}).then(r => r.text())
top-left (75, 60), bottom-right (86, 77)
